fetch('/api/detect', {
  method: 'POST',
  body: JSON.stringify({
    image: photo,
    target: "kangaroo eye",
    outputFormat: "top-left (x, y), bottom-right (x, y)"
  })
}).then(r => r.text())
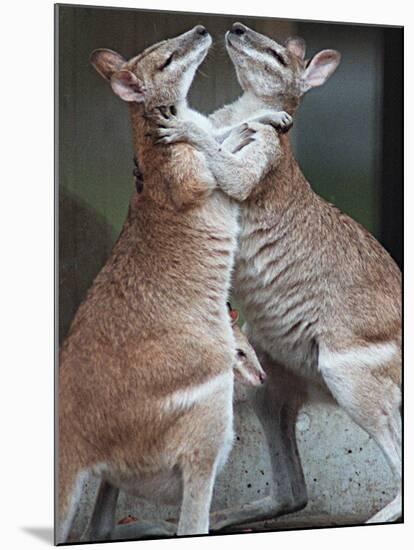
top-left (159, 53), bottom-right (174, 70)
top-left (268, 49), bottom-right (287, 67)
top-left (237, 349), bottom-right (247, 358)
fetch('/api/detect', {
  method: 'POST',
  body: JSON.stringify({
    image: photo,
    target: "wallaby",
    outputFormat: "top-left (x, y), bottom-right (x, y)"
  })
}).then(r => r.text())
top-left (149, 23), bottom-right (402, 527)
top-left (59, 26), bottom-right (232, 543)
top-left (58, 25), bottom-right (289, 544)
top-left (229, 304), bottom-right (267, 388)
top-left (83, 304), bottom-right (266, 542)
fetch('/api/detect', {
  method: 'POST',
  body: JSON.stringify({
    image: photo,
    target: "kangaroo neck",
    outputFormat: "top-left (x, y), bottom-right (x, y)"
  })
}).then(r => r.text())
top-left (243, 133), bottom-right (313, 224)
top-left (129, 102), bottom-right (148, 153)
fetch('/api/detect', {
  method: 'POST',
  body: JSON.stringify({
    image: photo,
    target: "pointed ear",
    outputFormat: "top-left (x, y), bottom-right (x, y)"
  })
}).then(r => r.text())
top-left (110, 70), bottom-right (146, 103)
top-left (286, 36), bottom-right (306, 60)
top-left (229, 309), bottom-right (239, 325)
top-left (90, 48), bottom-right (126, 80)
top-left (302, 49), bottom-right (341, 92)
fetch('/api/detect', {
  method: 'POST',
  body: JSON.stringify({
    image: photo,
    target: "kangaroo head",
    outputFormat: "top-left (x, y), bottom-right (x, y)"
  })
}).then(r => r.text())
top-left (228, 304), bottom-right (267, 387)
top-left (226, 22), bottom-right (341, 113)
top-left (91, 26), bottom-right (212, 108)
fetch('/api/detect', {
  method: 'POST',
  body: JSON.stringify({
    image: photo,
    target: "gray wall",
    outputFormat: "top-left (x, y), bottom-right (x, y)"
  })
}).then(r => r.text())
top-left (293, 21), bottom-right (383, 236)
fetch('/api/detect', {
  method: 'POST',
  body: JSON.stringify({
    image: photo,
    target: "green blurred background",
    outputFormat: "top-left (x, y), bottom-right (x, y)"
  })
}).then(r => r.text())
top-left (57, 5), bottom-right (403, 343)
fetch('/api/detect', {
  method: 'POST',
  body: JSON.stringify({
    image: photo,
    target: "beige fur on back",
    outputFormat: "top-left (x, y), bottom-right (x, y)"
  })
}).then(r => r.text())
top-left (234, 135), bottom-right (401, 380)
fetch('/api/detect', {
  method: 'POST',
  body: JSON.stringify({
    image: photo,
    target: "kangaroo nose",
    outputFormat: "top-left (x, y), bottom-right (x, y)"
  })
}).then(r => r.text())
top-left (195, 25), bottom-right (208, 36)
top-left (231, 22), bottom-right (246, 36)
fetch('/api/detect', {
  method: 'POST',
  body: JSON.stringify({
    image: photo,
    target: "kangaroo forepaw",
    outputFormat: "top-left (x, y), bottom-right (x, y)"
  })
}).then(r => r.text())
top-left (145, 107), bottom-right (209, 147)
top-left (221, 124), bottom-right (257, 154)
top-left (256, 111), bottom-right (293, 133)
top-left (144, 105), bottom-right (178, 127)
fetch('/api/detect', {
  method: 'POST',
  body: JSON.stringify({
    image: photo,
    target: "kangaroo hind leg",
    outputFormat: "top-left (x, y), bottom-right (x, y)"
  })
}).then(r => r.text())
top-left (319, 344), bottom-right (402, 523)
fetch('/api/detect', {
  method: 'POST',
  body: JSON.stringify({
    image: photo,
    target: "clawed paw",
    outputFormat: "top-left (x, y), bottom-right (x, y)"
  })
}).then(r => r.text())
top-left (256, 111), bottom-right (293, 133)
top-left (145, 105), bottom-right (189, 145)
top-left (222, 123), bottom-right (257, 154)
top-left (153, 127), bottom-right (185, 145)
top-left (145, 105), bottom-right (178, 127)
top-left (276, 112), bottom-right (293, 132)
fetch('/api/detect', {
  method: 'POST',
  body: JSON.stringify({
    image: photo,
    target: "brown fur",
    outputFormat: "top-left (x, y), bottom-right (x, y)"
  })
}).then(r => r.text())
top-left (239, 135), bottom-right (401, 356)
top-left (58, 27), bottom-right (241, 542)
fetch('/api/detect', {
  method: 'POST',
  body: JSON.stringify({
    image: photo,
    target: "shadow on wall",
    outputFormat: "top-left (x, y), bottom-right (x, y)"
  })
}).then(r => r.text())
top-left (59, 188), bottom-right (117, 343)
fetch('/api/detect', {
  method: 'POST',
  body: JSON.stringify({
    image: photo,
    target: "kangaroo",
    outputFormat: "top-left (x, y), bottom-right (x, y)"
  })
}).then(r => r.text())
top-left (149, 23), bottom-right (402, 527)
top-left (83, 304), bottom-right (266, 542)
top-left (58, 25), bottom-right (290, 544)
top-left (59, 26), bottom-right (233, 543)
top-left (230, 303), bottom-right (267, 388)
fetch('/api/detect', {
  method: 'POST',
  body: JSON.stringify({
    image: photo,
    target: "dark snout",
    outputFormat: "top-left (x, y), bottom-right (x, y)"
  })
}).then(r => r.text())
top-left (230, 22), bottom-right (248, 36)
top-left (229, 22), bottom-right (271, 47)
top-left (186, 24), bottom-right (212, 51)
top-left (226, 22), bottom-right (251, 48)
top-left (194, 25), bottom-right (208, 36)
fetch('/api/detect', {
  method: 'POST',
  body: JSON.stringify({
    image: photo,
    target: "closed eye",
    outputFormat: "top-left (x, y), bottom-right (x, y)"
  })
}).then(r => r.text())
top-left (159, 53), bottom-right (174, 70)
top-left (268, 48), bottom-right (287, 67)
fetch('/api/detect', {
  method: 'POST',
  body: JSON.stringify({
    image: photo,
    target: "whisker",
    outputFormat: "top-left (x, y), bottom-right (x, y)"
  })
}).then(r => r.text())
top-left (197, 67), bottom-right (208, 78)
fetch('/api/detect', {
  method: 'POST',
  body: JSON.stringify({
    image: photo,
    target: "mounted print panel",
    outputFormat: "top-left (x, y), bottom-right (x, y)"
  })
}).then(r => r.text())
top-left (56, 3), bottom-right (403, 545)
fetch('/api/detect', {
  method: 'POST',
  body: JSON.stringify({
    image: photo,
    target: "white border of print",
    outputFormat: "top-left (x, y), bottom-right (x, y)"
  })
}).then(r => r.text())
top-left (0, 1), bottom-right (411, 550)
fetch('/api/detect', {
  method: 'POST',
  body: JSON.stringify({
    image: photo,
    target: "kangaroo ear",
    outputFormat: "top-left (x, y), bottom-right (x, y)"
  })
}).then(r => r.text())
top-left (302, 49), bottom-right (341, 92)
top-left (286, 37), bottom-right (306, 60)
top-left (90, 49), bottom-right (126, 80)
top-left (111, 70), bottom-right (146, 103)
top-left (229, 309), bottom-right (239, 325)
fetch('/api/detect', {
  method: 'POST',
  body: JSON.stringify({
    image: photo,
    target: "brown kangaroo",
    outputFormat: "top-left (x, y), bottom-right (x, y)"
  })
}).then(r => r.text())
top-left (58, 26), bottom-right (238, 543)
